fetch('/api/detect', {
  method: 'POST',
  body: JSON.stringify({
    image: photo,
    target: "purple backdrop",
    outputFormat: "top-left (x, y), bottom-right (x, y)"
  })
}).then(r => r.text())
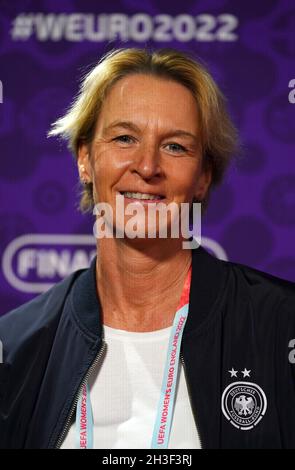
top-left (0, 0), bottom-right (294, 316)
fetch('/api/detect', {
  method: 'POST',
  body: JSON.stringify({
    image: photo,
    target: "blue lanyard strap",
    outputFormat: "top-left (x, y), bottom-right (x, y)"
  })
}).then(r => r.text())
top-left (76, 382), bottom-right (94, 449)
top-left (151, 303), bottom-right (189, 448)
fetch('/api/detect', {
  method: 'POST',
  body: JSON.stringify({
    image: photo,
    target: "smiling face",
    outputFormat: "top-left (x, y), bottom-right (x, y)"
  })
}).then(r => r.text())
top-left (78, 73), bottom-right (212, 240)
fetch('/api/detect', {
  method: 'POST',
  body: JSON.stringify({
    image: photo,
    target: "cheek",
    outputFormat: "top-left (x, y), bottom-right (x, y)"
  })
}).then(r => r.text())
top-left (91, 149), bottom-right (123, 189)
top-left (169, 161), bottom-right (200, 196)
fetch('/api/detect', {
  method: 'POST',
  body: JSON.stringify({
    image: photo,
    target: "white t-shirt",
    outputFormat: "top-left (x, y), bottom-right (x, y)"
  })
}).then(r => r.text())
top-left (60, 324), bottom-right (201, 449)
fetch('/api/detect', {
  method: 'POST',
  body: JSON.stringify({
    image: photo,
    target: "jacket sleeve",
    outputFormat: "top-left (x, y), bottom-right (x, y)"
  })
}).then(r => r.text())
top-left (0, 272), bottom-right (78, 448)
top-left (275, 289), bottom-right (295, 448)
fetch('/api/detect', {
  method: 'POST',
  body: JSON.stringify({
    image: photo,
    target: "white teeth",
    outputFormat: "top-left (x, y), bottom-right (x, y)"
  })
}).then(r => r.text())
top-left (123, 192), bottom-right (162, 200)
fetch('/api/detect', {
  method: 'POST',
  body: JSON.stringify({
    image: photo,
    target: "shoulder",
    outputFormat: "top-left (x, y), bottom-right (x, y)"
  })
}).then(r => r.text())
top-left (0, 268), bottom-right (85, 351)
top-left (221, 258), bottom-right (295, 314)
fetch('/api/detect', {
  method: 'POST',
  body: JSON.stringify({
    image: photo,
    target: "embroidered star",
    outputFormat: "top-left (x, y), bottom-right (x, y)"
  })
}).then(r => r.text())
top-left (241, 368), bottom-right (251, 378)
top-left (228, 368), bottom-right (238, 378)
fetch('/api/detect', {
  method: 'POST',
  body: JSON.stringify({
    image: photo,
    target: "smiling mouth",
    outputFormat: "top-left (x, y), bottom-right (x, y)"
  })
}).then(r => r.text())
top-left (119, 191), bottom-right (165, 201)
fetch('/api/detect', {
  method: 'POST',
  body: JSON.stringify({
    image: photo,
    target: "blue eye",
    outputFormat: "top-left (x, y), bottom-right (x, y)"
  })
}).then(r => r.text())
top-left (113, 135), bottom-right (134, 143)
top-left (166, 143), bottom-right (187, 153)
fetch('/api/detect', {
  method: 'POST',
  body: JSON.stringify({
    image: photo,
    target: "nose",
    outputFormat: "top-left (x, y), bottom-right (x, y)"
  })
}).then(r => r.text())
top-left (131, 141), bottom-right (162, 180)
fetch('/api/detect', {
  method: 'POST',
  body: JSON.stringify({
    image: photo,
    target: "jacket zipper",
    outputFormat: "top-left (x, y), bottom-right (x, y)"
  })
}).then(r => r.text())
top-left (54, 339), bottom-right (107, 449)
top-left (180, 353), bottom-right (204, 449)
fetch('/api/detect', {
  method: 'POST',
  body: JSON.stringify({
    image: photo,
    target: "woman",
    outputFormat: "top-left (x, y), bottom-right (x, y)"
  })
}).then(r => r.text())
top-left (0, 48), bottom-right (294, 449)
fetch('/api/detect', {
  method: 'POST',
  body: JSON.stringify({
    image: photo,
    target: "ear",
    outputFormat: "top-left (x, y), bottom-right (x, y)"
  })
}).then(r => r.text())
top-left (194, 167), bottom-right (212, 201)
top-left (77, 143), bottom-right (91, 184)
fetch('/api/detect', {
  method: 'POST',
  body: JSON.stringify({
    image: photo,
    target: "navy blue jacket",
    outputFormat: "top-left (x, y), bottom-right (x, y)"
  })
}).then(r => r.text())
top-left (1, 246), bottom-right (295, 449)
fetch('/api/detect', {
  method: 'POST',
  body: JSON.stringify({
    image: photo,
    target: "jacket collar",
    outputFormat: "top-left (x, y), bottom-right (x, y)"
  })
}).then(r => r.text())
top-left (185, 244), bottom-right (228, 338)
top-left (70, 245), bottom-right (227, 339)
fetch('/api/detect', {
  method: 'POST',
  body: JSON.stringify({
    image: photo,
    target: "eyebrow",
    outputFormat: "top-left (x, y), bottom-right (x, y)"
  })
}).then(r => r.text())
top-left (103, 120), bottom-right (198, 142)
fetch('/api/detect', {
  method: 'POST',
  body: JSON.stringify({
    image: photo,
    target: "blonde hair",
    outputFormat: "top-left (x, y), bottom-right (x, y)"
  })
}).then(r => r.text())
top-left (48, 47), bottom-right (238, 212)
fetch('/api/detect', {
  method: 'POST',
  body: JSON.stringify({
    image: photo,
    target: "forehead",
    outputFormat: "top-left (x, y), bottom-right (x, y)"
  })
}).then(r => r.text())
top-left (98, 74), bottom-right (199, 132)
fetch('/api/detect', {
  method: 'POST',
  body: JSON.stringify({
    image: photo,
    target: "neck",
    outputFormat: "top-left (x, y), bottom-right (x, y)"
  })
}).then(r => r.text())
top-left (96, 237), bottom-right (192, 332)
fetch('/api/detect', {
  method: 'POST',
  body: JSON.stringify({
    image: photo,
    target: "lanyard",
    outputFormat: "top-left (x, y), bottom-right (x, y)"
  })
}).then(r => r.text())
top-left (76, 264), bottom-right (192, 449)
